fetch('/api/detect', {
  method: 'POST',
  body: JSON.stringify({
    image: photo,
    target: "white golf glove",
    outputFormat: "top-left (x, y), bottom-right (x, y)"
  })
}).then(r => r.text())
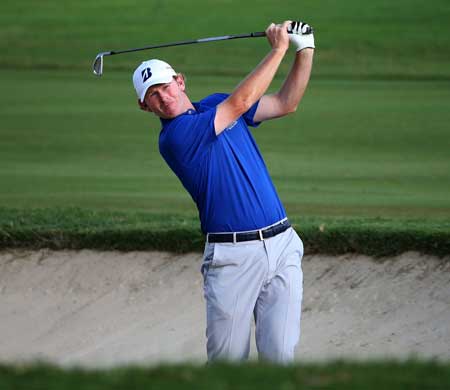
top-left (288, 21), bottom-right (315, 51)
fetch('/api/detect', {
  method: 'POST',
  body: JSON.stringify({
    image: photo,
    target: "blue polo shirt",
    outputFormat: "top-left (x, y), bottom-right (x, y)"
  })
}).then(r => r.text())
top-left (159, 93), bottom-right (286, 234)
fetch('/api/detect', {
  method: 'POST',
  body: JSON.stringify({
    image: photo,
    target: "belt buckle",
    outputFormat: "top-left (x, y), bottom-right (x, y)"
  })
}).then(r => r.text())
top-left (233, 232), bottom-right (237, 244)
top-left (258, 229), bottom-right (264, 241)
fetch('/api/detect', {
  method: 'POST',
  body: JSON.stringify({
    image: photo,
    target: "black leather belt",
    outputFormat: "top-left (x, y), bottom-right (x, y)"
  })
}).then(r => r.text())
top-left (207, 219), bottom-right (291, 243)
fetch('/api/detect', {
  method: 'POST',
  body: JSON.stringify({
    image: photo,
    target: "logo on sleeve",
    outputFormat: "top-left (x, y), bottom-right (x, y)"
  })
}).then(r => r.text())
top-left (225, 121), bottom-right (238, 131)
top-left (141, 68), bottom-right (152, 82)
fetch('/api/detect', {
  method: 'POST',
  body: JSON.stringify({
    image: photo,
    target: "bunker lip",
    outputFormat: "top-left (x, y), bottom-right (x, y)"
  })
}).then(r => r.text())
top-left (0, 249), bottom-right (449, 367)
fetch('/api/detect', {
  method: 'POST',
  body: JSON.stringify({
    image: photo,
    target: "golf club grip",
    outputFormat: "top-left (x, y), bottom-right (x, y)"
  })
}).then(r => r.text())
top-left (232, 32), bottom-right (266, 38)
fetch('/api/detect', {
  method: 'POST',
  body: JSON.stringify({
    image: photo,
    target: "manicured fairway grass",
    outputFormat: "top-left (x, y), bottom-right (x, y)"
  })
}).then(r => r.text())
top-left (2, 0), bottom-right (450, 79)
top-left (1, 361), bottom-right (449, 390)
top-left (1, 0), bottom-right (449, 253)
top-left (1, 69), bottom-right (449, 220)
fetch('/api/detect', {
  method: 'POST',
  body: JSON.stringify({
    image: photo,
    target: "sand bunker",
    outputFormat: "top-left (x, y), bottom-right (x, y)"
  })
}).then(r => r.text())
top-left (0, 249), bottom-right (449, 367)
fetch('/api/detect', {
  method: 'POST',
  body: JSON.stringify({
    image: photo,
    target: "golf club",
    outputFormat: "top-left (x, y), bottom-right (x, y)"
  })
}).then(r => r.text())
top-left (93, 32), bottom-right (265, 76)
top-left (92, 25), bottom-right (313, 76)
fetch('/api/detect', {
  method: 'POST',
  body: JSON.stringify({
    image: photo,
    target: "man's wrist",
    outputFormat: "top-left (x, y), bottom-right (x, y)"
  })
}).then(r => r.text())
top-left (296, 47), bottom-right (314, 56)
top-left (271, 47), bottom-right (288, 56)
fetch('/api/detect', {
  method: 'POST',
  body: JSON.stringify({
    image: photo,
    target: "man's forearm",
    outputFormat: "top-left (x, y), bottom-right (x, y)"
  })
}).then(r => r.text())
top-left (214, 47), bottom-right (287, 134)
top-left (215, 21), bottom-right (291, 134)
top-left (253, 48), bottom-right (314, 122)
top-left (277, 48), bottom-right (314, 112)
top-left (228, 48), bottom-right (286, 111)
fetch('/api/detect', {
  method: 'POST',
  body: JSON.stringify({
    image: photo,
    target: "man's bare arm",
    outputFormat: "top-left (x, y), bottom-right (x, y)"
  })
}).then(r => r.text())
top-left (253, 48), bottom-right (314, 123)
top-left (214, 21), bottom-right (291, 135)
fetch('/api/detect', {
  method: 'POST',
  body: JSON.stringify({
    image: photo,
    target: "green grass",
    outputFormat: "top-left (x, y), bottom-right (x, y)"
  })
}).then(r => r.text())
top-left (1, 360), bottom-right (449, 389)
top-left (1, 70), bottom-right (449, 220)
top-left (1, 208), bottom-right (448, 257)
top-left (1, 0), bottom-right (450, 78)
top-left (0, 1), bottom-right (449, 382)
top-left (1, 0), bottom-right (449, 256)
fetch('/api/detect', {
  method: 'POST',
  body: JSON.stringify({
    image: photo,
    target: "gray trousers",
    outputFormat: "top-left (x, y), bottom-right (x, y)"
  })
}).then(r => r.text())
top-left (201, 227), bottom-right (304, 363)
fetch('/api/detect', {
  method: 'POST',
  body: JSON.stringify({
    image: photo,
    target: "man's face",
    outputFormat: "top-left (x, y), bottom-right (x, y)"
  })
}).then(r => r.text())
top-left (143, 76), bottom-right (186, 119)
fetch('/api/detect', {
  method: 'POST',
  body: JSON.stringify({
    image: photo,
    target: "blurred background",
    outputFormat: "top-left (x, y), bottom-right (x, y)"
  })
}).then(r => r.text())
top-left (1, 0), bottom-right (449, 220)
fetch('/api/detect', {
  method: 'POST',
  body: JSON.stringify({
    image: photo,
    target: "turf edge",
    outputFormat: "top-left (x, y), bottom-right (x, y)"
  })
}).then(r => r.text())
top-left (0, 208), bottom-right (448, 257)
top-left (0, 360), bottom-right (449, 390)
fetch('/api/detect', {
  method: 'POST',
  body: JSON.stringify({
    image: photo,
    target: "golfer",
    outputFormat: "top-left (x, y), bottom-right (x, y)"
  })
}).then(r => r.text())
top-left (133, 20), bottom-right (314, 363)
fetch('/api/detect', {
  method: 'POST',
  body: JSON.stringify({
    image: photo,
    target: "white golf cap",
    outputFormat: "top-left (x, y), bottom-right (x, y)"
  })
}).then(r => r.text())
top-left (132, 59), bottom-right (177, 102)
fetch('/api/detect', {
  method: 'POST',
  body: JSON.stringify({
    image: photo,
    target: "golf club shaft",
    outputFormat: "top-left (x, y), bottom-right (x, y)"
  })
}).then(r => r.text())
top-left (93, 24), bottom-right (314, 75)
top-left (107, 32), bottom-right (266, 56)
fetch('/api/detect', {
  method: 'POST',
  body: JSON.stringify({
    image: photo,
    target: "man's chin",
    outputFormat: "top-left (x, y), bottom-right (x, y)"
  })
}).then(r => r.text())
top-left (159, 107), bottom-right (180, 119)
top-left (159, 112), bottom-right (177, 119)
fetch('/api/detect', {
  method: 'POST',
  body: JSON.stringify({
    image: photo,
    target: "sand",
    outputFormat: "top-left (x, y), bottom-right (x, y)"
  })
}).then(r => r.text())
top-left (0, 249), bottom-right (449, 367)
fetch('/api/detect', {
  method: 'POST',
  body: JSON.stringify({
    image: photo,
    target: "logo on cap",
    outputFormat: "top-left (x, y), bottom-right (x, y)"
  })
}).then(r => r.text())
top-left (141, 67), bottom-right (152, 82)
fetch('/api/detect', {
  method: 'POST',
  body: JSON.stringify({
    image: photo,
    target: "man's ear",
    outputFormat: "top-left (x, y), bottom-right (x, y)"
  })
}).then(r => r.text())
top-left (138, 99), bottom-right (152, 112)
top-left (175, 74), bottom-right (186, 92)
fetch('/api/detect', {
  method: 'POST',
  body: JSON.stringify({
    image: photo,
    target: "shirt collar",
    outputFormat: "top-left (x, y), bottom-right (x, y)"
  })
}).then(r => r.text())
top-left (160, 103), bottom-right (200, 126)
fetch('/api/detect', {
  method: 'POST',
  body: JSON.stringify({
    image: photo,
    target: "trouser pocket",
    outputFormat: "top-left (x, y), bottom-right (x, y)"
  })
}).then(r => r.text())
top-left (201, 242), bottom-right (215, 280)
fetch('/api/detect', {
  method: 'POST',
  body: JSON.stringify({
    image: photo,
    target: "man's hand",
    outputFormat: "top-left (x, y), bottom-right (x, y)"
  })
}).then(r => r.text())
top-left (265, 21), bottom-right (291, 53)
top-left (288, 21), bottom-right (315, 52)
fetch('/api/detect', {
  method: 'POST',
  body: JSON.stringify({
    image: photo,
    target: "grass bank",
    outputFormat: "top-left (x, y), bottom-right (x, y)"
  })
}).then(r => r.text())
top-left (1, 360), bottom-right (449, 389)
top-left (1, 208), bottom-right (448, 257)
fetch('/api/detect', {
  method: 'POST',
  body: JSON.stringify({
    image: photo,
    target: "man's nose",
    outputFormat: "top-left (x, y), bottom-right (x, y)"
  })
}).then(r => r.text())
top-left (160, 93), bottom-right (170, 103)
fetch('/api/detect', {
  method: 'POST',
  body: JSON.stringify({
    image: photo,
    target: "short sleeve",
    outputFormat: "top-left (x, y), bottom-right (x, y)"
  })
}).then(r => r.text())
top-left (242, 99), bottom-right (261, 128)
top-left (159, 108), bottom-right (217, 166)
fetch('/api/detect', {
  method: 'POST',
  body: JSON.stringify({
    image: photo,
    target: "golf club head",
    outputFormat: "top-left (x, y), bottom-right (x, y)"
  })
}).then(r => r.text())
top-left (92, 52), bottom-right (110, 76)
